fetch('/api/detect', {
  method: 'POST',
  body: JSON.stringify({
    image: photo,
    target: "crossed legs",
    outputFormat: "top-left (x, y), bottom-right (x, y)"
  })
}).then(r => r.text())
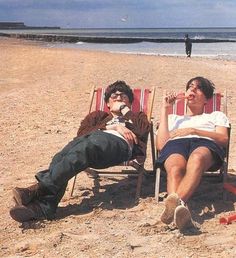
top-left (161, 147), bottom-right (215, 230)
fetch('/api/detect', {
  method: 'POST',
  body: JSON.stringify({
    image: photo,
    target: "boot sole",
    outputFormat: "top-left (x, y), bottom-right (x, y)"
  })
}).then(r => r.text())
top-left (12, 188), bottom-right (30, 205)
top-left (174, 205), bottom-right (193, 231)
top-left (161, 193), bottom-right (180, 225)
top-left (9, 205), bottom-right (36, 222)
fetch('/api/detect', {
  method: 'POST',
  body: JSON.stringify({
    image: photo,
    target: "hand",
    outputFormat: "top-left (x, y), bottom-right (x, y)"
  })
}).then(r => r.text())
top-left (109, 101), bottom-right (126, 113)
top-left (116, 124), bottom-right (138, 145)
top-left (162, 91), bottom-right (177, 108)
top-left (169, 128), bottom-right (195, 138)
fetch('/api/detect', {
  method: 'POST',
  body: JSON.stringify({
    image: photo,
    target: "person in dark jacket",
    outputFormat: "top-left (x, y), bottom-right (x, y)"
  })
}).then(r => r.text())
top-left (10, 80), bottom-right (150, 223)
top-left (184, 34), bottom-right (192, 57)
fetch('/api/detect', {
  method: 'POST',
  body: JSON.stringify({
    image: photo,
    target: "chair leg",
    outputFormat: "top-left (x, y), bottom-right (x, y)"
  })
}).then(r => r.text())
top-left (150, 123), bottom-right (156, 171)
top-left (67, 175), bottom-right (77, 198)
top-left (223, 165), bottom-right (228, 201)
top-left (155, 168), bottom-right (161, 203)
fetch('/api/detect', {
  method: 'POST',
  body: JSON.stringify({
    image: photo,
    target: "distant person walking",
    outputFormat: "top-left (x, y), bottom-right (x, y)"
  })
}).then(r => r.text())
top-left (184, 34), bottom-right (192, 57)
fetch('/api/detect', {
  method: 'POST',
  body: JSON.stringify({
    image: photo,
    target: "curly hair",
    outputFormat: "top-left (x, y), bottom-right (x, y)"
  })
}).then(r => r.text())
top-left (186, 76), bottom-right (215, 99)
top-left (104, 80), bottom-right (134, 103)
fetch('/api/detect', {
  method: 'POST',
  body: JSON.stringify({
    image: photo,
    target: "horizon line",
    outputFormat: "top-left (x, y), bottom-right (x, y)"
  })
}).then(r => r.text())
top-left (61, 26), bottom-right (236, 29)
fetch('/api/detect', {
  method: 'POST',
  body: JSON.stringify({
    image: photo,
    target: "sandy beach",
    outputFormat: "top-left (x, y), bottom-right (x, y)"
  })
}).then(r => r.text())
top-left (1, 36), bottom-right (236, 257)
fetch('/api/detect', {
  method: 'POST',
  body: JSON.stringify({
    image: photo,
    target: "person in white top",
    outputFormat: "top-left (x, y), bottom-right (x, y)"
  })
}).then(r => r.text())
top-left (156, 76), bottom-right (230, 231)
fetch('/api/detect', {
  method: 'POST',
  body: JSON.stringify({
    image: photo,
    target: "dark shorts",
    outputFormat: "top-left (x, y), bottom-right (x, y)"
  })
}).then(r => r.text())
top-left (156, 138), bottom-right (225, 171)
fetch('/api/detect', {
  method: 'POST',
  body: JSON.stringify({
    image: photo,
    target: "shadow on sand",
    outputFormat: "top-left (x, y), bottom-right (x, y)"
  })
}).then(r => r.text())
top-left (20, 171), bottom-right (236, 233)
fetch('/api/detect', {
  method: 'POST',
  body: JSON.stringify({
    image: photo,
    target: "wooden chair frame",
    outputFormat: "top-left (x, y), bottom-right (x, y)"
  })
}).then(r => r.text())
top-left (67, 86), bottom-right (156, 201)
top-left (155, 90), bottom-right (230, 202)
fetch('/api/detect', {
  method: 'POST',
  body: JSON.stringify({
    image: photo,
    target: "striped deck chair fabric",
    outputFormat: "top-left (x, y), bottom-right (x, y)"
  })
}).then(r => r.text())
top-left (67, 86), bottom-right (156, 201)
top-left (155, 91), bottom-right (230, 202)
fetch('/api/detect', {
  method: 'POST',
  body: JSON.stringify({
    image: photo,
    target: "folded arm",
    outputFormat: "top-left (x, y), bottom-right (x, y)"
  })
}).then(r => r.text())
top-left (170, 126), bottom-right (229, 147)
top-left (77, 109), bottom-right (150, 147)
top-left (105, 123), bottom-right (138, 145)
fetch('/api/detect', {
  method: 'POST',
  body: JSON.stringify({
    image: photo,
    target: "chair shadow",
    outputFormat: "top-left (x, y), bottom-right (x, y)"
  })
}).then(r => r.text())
top-left (158, 171), bottom-right (236, 235)
top-left (56, 174), bottom-right (156, 220)
top-left (19, 174), bottom-right (156, 230)
top-left (20, 172), bottom-right (236, 233)
top-left (190, 173), bottom-right (236, 222)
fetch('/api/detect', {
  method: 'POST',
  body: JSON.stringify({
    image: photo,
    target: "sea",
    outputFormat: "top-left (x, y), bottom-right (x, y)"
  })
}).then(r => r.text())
top-left (1, 27), bottom-right (236, 60)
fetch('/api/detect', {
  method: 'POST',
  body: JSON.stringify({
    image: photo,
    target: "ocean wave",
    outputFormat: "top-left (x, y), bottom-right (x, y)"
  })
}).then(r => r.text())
top-left (193, 35), bottom-right (205, 40)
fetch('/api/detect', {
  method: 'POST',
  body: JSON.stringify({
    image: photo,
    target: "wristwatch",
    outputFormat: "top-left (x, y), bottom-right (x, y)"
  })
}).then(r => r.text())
top-left (119, 104), bottom-right (127, 112)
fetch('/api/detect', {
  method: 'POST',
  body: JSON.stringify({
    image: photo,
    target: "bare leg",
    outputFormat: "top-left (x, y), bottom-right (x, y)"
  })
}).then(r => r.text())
top-left (161, 154), bottom-right (187, 224)
top-left (162, 147), bottom-right (213, 229)
top-left (176, 147), bottom-right (214, 202)
top-left (164, 154), bottom-right (187, 194)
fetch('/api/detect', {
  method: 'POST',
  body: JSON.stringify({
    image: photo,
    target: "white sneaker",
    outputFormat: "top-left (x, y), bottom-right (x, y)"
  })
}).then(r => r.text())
top-left (174, 205), bottom-right (195, 231)
top-left (161, 193), bottom-right (180, 225)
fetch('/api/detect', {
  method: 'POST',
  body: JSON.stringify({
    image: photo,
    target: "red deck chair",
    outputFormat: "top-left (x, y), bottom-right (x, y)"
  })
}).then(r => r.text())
top-left (155, 91), bottom-right (230, 202)
top-left (67, 86), bottom-right (156, 201)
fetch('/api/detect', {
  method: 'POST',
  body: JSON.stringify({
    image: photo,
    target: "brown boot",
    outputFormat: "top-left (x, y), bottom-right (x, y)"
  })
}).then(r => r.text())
top-left (9, 202), bottom-right (45, 222)
top-left (12, 183), bottom-right (41, 205)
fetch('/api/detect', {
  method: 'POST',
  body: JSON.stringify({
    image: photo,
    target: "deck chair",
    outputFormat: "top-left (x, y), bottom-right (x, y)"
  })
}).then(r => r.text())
top-left (67, 86), bottom-right (156, 201)
top-left (155, 91), bottom-right (230, 202)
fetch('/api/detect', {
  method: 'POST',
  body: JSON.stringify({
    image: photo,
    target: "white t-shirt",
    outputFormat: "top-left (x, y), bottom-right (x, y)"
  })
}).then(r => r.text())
top-left (168, 111), bottom-right (230, 141)
top-left (103, 116), bottom-right (133, 155)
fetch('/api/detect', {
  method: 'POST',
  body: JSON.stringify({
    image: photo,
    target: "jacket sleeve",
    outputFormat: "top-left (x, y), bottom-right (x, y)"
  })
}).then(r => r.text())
top-left (124, 111), bottom-right (151, 141)
top-left (123, 111), bottom-right (151, 158)
top-left (76, 111), bottom-right (110, 137)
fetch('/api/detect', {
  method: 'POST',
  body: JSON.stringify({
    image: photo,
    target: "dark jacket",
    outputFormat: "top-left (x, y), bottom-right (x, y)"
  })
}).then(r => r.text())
top-left (76, 110), bottom-right (151, 158)
top-left (185, 37), bottom-right (192, 49)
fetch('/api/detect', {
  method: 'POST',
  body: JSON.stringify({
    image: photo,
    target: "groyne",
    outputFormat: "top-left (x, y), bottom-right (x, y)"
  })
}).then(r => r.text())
top-left (2, 32), bottom-right (236, 44)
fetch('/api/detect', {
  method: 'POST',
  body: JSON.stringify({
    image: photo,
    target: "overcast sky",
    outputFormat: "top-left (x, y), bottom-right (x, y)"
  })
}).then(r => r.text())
top-left (0, 0), bottom-right (236, 28)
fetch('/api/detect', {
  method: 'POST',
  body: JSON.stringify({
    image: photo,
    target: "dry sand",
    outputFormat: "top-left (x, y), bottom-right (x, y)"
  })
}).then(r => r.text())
top-left (1, 37), bottom-right (236, 257)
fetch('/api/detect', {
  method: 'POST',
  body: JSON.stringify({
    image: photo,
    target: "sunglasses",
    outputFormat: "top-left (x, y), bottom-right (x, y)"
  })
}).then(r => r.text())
top-left (110, 92), bottom-right (128, 100)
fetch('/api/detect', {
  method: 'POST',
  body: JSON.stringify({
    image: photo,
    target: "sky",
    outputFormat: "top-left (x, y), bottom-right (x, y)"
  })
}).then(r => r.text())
top-left (0, 0), bottom-right (236, 28)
